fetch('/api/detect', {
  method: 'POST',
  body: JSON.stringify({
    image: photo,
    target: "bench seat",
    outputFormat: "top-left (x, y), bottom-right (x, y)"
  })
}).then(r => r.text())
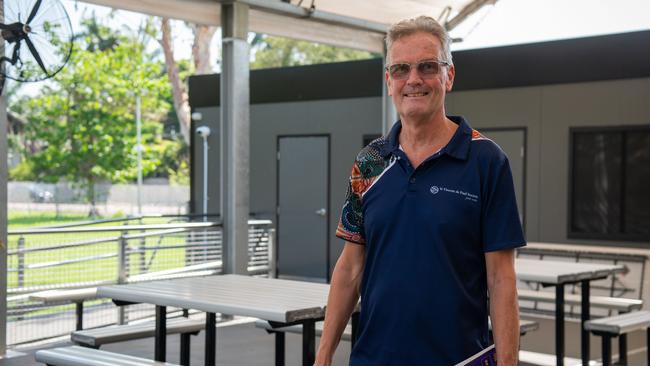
top-left (72, 317), bottom-right (205, 347)
top-left (584, 310), bottom-right (650, 366)
top-left (584, 310), bottom-right (650, 335)
top-left (518, 350), bottom-right (585, 366)
top-left (518, 289), bottom-right (643, 312)
top-left (255, 318), bottom-right (539, 339)
top-left (35, 346), bottom-right (180, 366)
top-left (29, 288), bottom-right (98, 303)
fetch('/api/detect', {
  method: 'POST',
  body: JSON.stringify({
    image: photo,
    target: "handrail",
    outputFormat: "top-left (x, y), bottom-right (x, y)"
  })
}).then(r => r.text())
top-left (8, 222), bottom-right (220, 235)
top-left (8, 219), bottom-right (273, 235)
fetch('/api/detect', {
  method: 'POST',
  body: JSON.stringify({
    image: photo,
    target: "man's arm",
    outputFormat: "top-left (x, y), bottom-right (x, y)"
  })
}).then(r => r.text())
top-left (485, 248), bottom-right (519, 366)
top-left (314, 242), bottom-right (365, 366)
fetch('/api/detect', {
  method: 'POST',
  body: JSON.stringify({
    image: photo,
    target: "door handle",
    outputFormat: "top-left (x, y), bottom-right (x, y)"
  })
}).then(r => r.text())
top-left (315, 208), bottom-right (327, 216)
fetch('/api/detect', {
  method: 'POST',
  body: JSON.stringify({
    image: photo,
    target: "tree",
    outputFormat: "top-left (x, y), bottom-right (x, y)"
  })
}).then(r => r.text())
top-left (158, 19), bottom-right (217, 145)
top-left (10, 20), bottom-right (174, 216)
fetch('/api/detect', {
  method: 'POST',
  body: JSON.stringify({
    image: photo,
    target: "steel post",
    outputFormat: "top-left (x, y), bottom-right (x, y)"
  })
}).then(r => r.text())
top-left (16, 237), bottom-right (24, 289)
top-left (302, 319), bottom-right (316, 366)
top-left (155, 305), bottom-right (167, 362)
top-left (601, 335), bottom-right (611, 366)
top-left (117, 235), bottom-right (127, 324)
top-left (268, 228), bottom-right (277, 278)
top-left (556, 284), bottom-right (565, 366)
top-left (205, 312), bottom-right (216, 366)
top-left (581, 280), bottom-right (590, 366)
top-left (221, 2), bottom-right (250, 275)
top-left (0, 31), bottom-right (8, 353)
top-left (275, 331), bottom-right (285, 366)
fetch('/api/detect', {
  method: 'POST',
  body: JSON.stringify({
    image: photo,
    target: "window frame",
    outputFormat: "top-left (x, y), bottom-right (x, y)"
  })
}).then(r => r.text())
top-left (568, 125), bottom-right (650, 242)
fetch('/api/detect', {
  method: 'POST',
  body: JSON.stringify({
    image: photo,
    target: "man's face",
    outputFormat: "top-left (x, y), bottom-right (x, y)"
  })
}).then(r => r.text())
top-left (386, 32), bottom-right (455, 122)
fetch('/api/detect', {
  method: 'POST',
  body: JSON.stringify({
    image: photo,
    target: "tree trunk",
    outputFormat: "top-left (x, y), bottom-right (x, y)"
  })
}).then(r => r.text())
top-left (159, 18), bottom-right (191, 145)
top-left (192, 25), bottom-right (217, 75)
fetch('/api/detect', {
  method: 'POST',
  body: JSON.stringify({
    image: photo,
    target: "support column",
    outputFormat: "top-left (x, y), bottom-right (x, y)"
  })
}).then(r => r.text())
top-left (0, 78), bottom-right (7, 359)
top-left (381, 52), bottom-right (397, 134)
top-left (0, 0), bottom-right (8, 354)
top-left (220, 2), bottom-right (250, 274)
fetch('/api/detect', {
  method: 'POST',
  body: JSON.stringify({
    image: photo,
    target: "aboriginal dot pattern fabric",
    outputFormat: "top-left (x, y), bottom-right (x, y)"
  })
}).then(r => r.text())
top-left (336, 136), bottom-right (391, 244)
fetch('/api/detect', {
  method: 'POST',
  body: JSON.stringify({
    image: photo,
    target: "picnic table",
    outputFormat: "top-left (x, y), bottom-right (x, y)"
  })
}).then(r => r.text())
top-left (515, 258), bottom-right (626, 366)
top-left (97, 274), bottom-right (330, 366)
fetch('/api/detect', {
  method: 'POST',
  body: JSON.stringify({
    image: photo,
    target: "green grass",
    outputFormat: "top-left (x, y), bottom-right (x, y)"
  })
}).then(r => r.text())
top-left (7, 210), bottom-right (194, 291)
top-left (9, 211), bottom-right (95, 229)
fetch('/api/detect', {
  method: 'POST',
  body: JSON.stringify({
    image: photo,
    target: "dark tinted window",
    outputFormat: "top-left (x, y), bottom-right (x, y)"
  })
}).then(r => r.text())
top-left (570, 127), bottom-right (650, 241)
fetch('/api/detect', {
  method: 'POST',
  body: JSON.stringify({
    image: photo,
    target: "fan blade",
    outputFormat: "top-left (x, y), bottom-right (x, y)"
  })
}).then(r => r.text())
top-left (27, 0), bottom-right (43, 24)
top-left (24, 36), bottom-right (49, 75)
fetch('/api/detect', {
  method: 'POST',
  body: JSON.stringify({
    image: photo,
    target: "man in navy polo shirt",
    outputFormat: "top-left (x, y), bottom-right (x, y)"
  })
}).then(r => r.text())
top-left (314, 16), bottom-right (525, 366)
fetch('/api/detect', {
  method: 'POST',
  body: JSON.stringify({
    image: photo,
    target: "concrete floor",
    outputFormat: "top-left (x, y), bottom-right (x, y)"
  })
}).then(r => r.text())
top-left (1, 319), bottom-right (352, 366)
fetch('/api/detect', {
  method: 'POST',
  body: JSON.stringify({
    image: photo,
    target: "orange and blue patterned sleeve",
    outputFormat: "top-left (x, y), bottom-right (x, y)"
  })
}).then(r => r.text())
top-left (336, 162), bottom-right (367, 245)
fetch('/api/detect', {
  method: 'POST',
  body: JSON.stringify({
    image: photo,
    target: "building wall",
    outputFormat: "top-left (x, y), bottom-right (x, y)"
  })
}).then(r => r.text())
top-left (192, 97), bottom-right (382, 276)
top-left (447, 77), bottom-right (650, 246)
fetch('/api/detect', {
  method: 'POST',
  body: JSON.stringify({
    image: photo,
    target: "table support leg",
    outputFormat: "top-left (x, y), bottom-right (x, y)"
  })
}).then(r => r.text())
top-left (646, 327), bottom-right (650, 366)
top-left (205, 312), bottom-right (216, 366)
top-left (581, 280), bottom-right (590, 366)
top-left (618, 334), bottom-right (627, 365)
top-left (601, 335), bottom-right (611, 366)
top-left (180, 332), bottom-right (191, 366)
top-left (351, 312), bottom-right (359, 349)
top-left (302, 319), bottom-right (316, 366)
top-left (556, 284), bottom-right (565, 366)
top-left (275, 331), bottom-right (285, 366)
top-left (75, 302), bottom-right (84, 331)
top-left (155, 305), bottom-right (167, 362)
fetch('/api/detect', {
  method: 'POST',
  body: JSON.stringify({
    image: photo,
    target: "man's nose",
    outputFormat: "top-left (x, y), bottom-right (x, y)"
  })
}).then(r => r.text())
top-left (405, 66), bottom-right (423, 85)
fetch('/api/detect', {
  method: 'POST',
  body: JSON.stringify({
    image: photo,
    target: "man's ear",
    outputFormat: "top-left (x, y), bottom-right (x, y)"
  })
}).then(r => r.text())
top-left (385, 69), bottom-right (392, 96)
top-left (445, 64), bottom-right (455, 92)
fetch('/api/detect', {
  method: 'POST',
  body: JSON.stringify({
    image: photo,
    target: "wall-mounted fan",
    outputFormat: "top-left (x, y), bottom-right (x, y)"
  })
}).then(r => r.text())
top-left (0, 0), bottom-right (73, 93)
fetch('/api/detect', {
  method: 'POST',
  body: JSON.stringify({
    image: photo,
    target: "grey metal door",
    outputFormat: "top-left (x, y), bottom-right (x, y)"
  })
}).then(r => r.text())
top-left (482, 129), bottom-right (526, 226)
top-left (277, 136), bottom-right (329, 281)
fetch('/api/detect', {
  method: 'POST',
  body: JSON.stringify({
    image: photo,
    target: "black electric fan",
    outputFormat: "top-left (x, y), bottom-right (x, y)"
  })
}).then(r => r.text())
top-left (0, 0), bottom-right (73, 93)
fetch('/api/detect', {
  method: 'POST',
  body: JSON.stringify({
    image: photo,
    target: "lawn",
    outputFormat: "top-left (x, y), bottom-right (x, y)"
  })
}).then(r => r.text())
top-left (6, 211), bottom-right (206, 292)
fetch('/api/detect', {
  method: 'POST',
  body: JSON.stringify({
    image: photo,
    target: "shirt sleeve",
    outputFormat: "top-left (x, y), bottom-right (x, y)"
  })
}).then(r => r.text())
top-left (336, 161), bottom-right (366, 245)
top-left (482, 155), bottom-right (526, 252)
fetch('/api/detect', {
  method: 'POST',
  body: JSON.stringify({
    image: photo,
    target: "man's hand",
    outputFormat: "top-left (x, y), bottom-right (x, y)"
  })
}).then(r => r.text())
top-left (314, 242), bottom-right (365, 366)
top-left (485, 249), bottom-right (519, 366)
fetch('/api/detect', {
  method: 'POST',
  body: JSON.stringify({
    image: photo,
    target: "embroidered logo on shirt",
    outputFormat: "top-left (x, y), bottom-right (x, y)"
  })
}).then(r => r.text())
top-left (430, 185), bottom-right (478, 202)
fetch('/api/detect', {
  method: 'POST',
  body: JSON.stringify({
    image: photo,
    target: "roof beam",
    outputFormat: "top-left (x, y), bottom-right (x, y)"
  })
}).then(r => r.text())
top-left (445, 0), bottom-right (497, 31)
top-left (80, 0), bottom-right (386, 52)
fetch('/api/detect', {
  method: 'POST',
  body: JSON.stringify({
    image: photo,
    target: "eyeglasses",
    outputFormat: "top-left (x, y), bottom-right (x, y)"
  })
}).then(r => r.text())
top-left (386, 60), bottom-right (450, 80)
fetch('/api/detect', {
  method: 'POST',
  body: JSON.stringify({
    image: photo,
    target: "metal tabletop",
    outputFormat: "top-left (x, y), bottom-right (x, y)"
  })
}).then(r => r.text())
top-left (99, 274), bottom-right (330, 323)
top-left (516, 258), bottom-right (626, 284)
top-left (98, 275), bottom-right (331, 366)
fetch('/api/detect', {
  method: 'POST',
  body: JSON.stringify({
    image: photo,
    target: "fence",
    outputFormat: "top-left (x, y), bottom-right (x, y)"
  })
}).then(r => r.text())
top-left (6, 216), bottom-right (274, 346)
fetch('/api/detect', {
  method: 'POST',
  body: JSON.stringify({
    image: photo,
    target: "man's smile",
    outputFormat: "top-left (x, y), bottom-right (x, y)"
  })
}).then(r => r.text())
top-left (403, 92), bottom-right (429, 97)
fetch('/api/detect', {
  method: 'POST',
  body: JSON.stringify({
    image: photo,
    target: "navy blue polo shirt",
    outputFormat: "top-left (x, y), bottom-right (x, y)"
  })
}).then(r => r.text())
top-left (336, 116), bottom-right (526, 365)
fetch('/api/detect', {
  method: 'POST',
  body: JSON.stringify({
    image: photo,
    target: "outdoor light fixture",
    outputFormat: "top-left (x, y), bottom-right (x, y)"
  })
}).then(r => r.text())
top-left (196, 126), bottom-right (211, 221)
top-left (191, 112), bottom-right (203, 121)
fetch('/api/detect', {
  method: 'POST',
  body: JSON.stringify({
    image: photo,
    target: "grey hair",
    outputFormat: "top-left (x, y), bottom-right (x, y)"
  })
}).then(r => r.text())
top-left (385, 16), bottom-right (453, 65)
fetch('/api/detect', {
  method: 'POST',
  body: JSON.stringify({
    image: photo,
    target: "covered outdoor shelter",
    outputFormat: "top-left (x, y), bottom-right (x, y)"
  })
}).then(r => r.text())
top-left (0, 0), bottom-right (497, 356)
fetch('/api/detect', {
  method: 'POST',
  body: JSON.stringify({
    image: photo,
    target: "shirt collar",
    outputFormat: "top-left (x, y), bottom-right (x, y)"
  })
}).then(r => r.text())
top-left (380, 115), bottom-right (472, 161)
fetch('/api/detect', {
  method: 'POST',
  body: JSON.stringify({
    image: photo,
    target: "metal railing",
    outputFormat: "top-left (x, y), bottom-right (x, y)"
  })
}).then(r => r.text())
top-left (6, 217), bottom-right (275, 346)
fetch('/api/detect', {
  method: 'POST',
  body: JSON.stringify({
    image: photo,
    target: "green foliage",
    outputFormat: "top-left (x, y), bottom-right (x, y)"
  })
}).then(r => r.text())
top-left (9, 16), bottom-right (187, 212)
top-left (250, 34), bottom-right (379, 69)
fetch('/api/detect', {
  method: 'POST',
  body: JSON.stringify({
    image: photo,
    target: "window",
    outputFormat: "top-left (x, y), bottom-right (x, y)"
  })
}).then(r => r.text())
top-left (569, 126), bottom-right (650, 241)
